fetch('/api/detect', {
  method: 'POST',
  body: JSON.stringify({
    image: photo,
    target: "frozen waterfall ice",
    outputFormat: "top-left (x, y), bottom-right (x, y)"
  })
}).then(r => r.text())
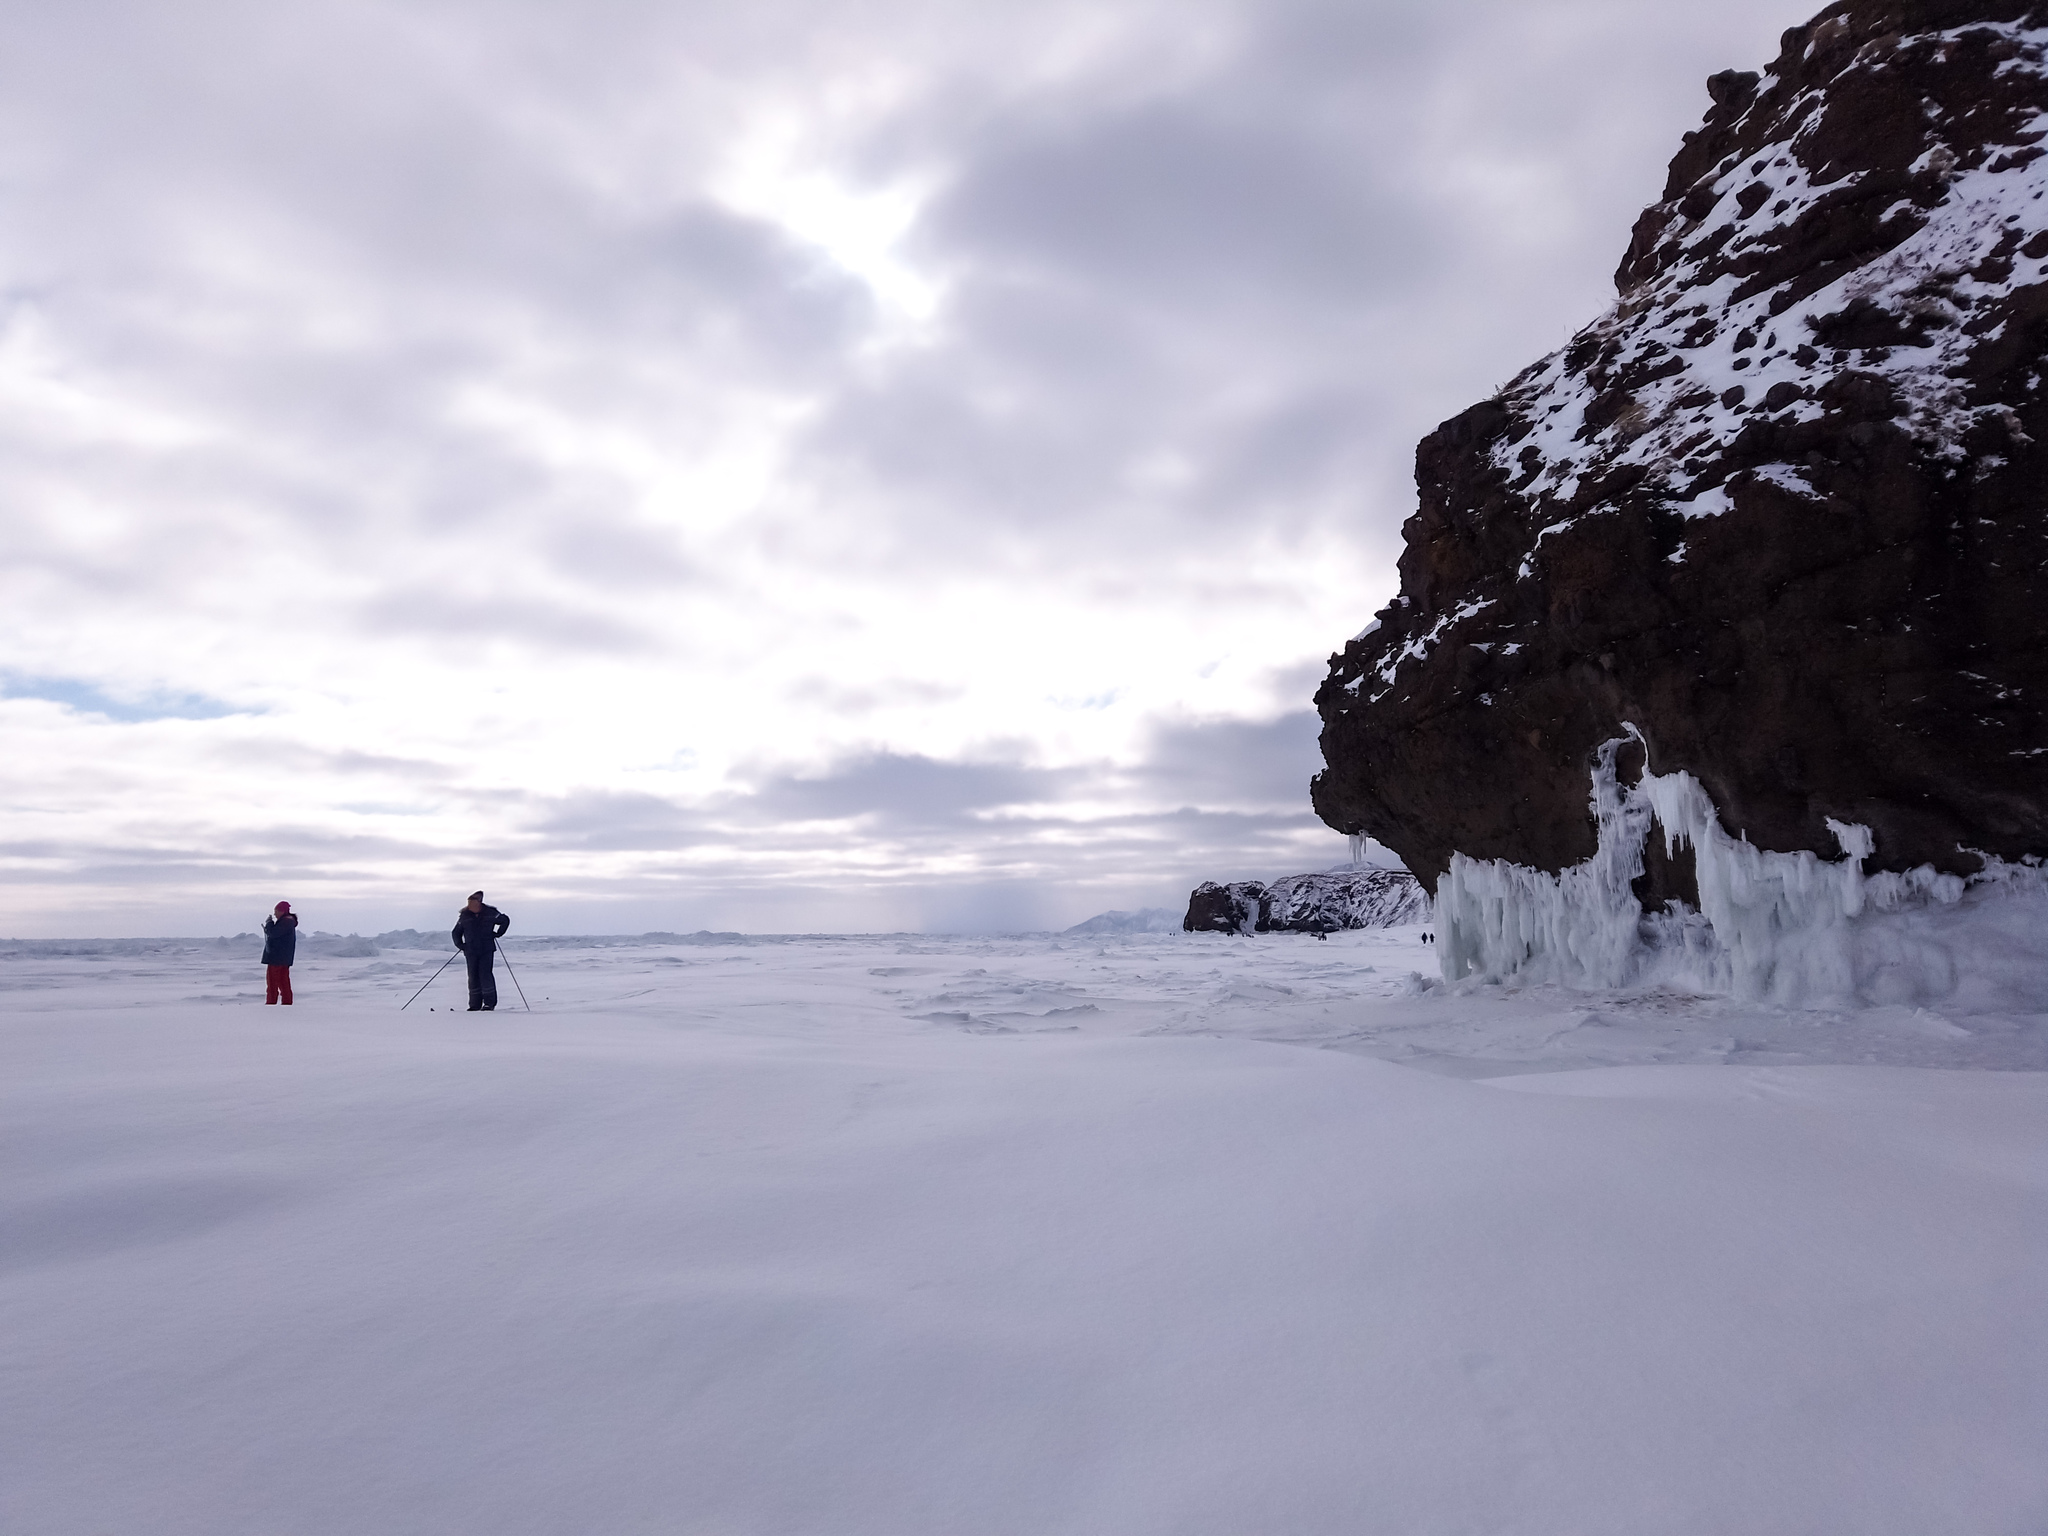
top-left (1436, 727), bottom-right (2047, 1008)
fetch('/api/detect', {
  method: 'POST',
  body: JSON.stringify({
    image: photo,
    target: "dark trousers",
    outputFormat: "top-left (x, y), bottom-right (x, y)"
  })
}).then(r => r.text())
top-left (465, 949), bottom-right (497, 1010)
top-left (265, 964), bottom-right (293, 1005)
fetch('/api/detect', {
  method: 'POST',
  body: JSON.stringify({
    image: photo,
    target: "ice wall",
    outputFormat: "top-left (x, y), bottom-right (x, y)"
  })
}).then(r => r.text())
top-left (1437, 728), bottom-right (2047, 1008)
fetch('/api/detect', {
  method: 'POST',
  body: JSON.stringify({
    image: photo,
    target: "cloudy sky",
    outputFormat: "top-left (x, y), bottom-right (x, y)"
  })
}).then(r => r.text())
top-left (0, 0), bottom-right (1795, 937)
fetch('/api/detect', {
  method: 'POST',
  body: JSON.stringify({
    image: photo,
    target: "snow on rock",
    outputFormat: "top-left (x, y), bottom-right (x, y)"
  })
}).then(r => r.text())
top-left (1316, 0), bottom-right (2048, 893)
top-left (1184, 869), bottom-right (1430, 934)
top-left (1439, 725), bottom-right (2048, 1006)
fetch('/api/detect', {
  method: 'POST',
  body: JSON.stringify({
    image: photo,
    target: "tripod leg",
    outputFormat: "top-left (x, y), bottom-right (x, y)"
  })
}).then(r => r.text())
top-left (497, 943), bottom-right (533, 1011)
top-left (402, 950), bottom-right (461, 1010)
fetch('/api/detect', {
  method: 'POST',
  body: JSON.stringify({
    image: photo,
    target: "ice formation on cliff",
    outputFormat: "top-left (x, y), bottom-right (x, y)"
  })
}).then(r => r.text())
top-left (1437, 727), bottom-right (2047, 1006)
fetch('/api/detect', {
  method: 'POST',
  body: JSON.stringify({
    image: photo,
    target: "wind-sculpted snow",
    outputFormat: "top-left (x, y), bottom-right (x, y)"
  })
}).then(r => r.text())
top-left (2, 935), bottom-right (2044, 1535)
top-left (1317, 0), bottom-right (2048, 891)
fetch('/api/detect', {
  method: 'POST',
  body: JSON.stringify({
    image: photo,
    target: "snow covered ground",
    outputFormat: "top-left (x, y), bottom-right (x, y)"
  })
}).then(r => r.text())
top-left (5, 927), bottom-right (2044, 1534)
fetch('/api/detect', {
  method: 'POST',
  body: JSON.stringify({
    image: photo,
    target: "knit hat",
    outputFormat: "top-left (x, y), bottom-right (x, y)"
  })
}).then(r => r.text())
top-left (275, 901), bottom-right (291, 913)
top-left (469, 890), bottom-right (485, 901)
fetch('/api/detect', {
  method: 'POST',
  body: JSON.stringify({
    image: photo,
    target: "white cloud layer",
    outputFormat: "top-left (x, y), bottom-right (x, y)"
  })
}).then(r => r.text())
top-left (0, 0), bottom-right (1794, 935)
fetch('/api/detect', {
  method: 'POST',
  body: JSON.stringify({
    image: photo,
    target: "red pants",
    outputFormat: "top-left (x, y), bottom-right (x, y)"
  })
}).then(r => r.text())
top-left (265, 965), bottom-right (293, 1005)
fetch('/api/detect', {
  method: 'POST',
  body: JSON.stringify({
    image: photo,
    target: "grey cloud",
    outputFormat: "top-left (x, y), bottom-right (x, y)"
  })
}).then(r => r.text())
top-left (626, 206), bottom-right (875, 365)
top-left (0, 8), bottom-right (879, 636)
top-left (6, 0), bottom-right (1789, 596)
top-left (1193, 385), bottom-right (1391, 514)
top-left (801, 28), bottom-right (1447, 521)
top-left (508, 726), bottom-right (1325, 872)
top-left (785, 677), bottom-right (968, 716)
top-left (929, 100), bottom-right (1440, 305)
top-left (742, 752), bottom-right (1080, 828)
top-left (352, 586), bottom-right (657, 655)
top-left (1139, 710), bottom-right (1328, 812)
top-left (0, 827), bottom-right (457, 883)
top-left (537, 518), bottom-right (706, 594)
top-left (524, 790), bottom-right (712, 853)
top-left (196, 740), bottom-right (461, 781)
top-left (789, 0), bottom-right (1795, 555)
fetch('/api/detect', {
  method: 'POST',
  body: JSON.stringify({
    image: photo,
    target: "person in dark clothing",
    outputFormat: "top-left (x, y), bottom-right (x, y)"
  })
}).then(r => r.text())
top-left (262, 901), bottom-right (299, 1004)
top-left (451, 891), bottom-right (510, 1011)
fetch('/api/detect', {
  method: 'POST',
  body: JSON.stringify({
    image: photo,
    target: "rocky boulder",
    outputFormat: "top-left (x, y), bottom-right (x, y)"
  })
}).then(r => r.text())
top-left (1314, 0), bottom-right (2048, 905)
top-left (1184, 870), bottom-right (1430, 934)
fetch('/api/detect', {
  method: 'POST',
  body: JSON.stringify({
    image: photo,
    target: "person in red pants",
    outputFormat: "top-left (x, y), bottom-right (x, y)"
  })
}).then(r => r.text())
top-left (263, 900), bottom-right (299, 1004)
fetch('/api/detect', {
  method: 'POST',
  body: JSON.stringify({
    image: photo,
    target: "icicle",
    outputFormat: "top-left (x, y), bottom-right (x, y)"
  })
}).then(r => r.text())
top-left (1437, 736), bottom-right (1652, 990)
top-left (1634, 765), bottom-right (1868, 1002)
top-left (1433, 725), bottom-right (2047, 1006)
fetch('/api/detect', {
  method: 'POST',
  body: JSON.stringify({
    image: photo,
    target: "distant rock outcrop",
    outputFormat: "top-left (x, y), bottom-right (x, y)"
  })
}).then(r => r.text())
top-left (1183, 870), bottom-right (1430, 934)
top-left (1314, 1), bottom-right (2048, 954)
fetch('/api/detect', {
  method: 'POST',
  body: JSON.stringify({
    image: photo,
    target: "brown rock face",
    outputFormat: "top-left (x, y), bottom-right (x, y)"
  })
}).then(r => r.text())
top-left (1314, 0), bottom-right (2048, 889)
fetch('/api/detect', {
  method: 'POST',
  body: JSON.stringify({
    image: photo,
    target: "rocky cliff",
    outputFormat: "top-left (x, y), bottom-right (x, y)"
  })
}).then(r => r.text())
top-left (1315, 0), bottom-right (2048, 930)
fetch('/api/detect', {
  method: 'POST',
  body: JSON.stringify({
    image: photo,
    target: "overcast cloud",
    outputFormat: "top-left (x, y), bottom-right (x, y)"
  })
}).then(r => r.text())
top-left (0, 0), bottom-right (1795, 935)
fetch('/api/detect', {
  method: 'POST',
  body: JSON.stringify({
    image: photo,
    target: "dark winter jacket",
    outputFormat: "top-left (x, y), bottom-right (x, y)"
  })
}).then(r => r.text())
top-left (261, 913), bottom-right (298, 966)
top-left (452, 904), bottom-right (510, 954)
